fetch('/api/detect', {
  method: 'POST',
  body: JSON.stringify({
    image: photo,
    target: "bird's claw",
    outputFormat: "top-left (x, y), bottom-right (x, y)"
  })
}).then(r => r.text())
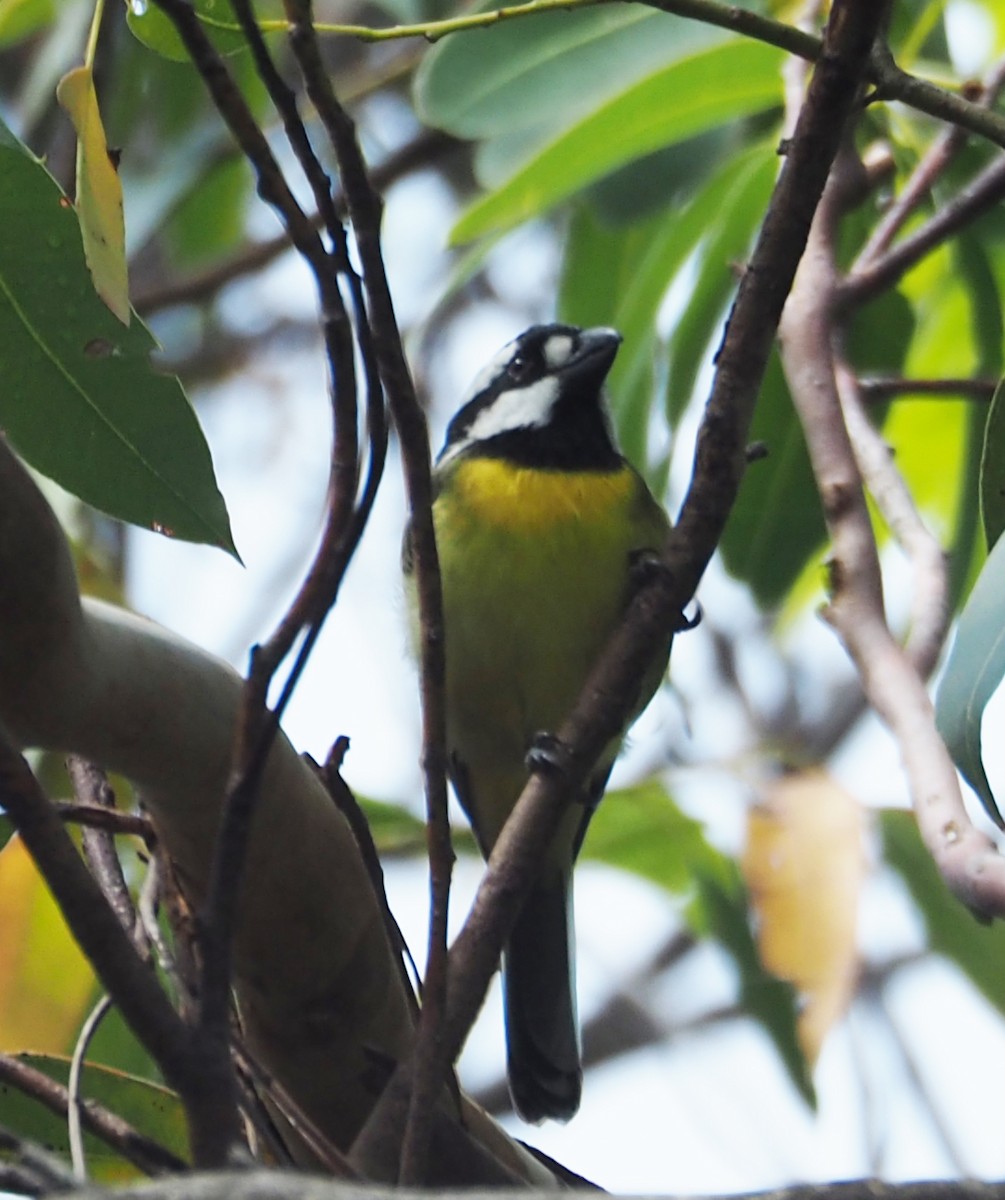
top-left (525, 732), bottom-right (571, 778)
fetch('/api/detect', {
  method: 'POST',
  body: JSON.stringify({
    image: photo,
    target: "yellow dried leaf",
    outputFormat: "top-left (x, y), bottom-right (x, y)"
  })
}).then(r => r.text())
top-left (743, 769), bottom-right (864, 1064)
top-left (56, 65), bottom-right (130, 326)
top-left (0, 836), bottom-right (96, 1053)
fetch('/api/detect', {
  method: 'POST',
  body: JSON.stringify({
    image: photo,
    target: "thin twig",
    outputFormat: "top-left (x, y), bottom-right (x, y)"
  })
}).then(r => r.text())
top-left (132, 130), bottom-right (452, 316)
top-left (67, 758), bottom-right (137, 938)
top-left (147, 0), bottom-right (391, 1163)
top-left (68, 995), bottom-right (114, 1181)
top-left (838, 150), bottom-right (1005, 311)
top-left (849, 48), bottom-right (1005, 271)
top-left (780, 136), bottom-right (1005, 920)
top-left (0, 1053), bottom-right (187, 1176)
top-left (859, 376), bottom-right (997, 403)
top-left (55, 801), bottom-right (154, 839)
top-left (0, 734), bottom-right (224, 1162)
top-left (835, 361), bottom-right (950, 679)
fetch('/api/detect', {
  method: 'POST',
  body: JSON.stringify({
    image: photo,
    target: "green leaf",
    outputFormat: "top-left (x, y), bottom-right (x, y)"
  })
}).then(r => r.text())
top-left (0, 1054), bottom-right (188, 1181)
top-left (0, 119), bottom-right (236, 553)
top-left (416, 4), bottom-right (713, 140)
top-left (357, 796), bottom-right (428, 855)
top-left (581, 780), bottom-right (732, 895)
top-left (663, 141), bottom-right (778, 423)
top-left (126, 0), bottom-right (285, 61)
top-left (720, 349), bottom-right (825, 606)
top-left (979, 375), bottom-right (1005, 551)
top-left (934, 530), bottom-right (1005, 827)
top-left (0, 0), bottom-right (54, 46)
top-left (451, 38), bottom-right (784, 243)
top-left (882, 808), bottom-right (1005, 1012)
top-left (559, 205), bottom-right (670, 473)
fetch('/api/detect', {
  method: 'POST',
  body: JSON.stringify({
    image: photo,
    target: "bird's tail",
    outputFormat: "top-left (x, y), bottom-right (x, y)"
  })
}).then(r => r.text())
top-left (502, 871), bottom-right (581, 1123)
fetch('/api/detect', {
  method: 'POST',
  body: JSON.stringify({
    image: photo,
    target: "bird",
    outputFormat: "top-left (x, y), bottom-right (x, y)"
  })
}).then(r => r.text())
top-left (405, 323), bottom-right (674, 1123)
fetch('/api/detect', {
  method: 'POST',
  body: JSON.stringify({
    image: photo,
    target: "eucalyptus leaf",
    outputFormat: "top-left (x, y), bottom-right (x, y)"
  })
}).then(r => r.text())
top-left (1, 1054), bottom-right (188, 1179)
top-left (451, 38), bottom-right (783, 243)
top-left (979, 375), bottom-right (1005, 552)
top-left (0, 119), bottom-right (236, 553)
top-left (934, 530), bottom-right (1005, 827)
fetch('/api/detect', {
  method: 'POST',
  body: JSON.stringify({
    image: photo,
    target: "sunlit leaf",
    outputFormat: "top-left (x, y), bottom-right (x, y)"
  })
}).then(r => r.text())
top-left (0, 837), bottom-right (96, 1054)
top-left (0, 0), bottom-right (54, 45)
top-left (451, 39), bottom-right (783, 243)
top-left (935, 531), bottom-right (1005, 828)
top-left (743, 771), bottom-right (864, 1064)
top-left (57, 65), bottom-right (130, 325)
top-left (0, 118), bottom-right (236, 554)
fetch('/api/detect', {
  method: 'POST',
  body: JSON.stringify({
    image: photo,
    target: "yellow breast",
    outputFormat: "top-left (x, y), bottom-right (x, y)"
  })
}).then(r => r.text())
top-left (448, 457), bottom-right (636, 533)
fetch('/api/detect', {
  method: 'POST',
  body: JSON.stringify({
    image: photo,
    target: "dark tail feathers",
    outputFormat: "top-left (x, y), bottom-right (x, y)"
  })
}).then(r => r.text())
top-left (503, 874), bottom-right (581, 1123)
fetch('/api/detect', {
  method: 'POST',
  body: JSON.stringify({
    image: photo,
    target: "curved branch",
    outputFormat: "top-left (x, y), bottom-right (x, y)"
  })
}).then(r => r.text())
top-left (779, 152), bottom-right (1005, 919)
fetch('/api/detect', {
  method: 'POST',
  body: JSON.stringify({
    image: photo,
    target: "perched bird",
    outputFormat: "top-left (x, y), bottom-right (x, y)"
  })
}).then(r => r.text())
top-left (406, 324), bottom-right (673, 1123)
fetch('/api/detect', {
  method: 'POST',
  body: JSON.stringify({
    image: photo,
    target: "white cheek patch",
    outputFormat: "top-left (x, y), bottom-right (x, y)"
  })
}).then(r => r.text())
top-left (467, 376), bottom-right (559, 441)
top-left (543, 334), bottom-right (575, 369)
top-left (439, 376), bottom-right (559, 466)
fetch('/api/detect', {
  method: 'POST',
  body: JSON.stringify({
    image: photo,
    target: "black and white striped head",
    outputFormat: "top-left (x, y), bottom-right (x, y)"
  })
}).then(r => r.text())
top-left (437, 324), bottom-right (623, 471)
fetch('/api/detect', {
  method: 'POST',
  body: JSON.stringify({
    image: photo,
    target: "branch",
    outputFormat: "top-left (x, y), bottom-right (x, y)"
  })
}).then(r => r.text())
top-left (778, 144), bottom-right (1005, 918)
top-left (838, 150), bottom-right (1005, 310)
top-left (132, 130), bottom-right (453, 317)
top-left (15, 1168), bottom-right (1005, 1200)
top-left (0, 735), bottom-right (222, 1157)
top-left (0, 1054), bottom-right (186, 1177)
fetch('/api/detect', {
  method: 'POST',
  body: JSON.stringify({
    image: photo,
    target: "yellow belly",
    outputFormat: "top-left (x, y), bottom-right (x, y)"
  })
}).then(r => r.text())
top-left (434, 457), bottom-right (669, 850)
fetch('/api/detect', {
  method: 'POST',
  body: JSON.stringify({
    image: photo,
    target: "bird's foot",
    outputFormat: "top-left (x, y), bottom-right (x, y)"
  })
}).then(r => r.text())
top-left (627, 550), bottom-right (702, 634)
top-left (525, 732), bottom-right (572, 778)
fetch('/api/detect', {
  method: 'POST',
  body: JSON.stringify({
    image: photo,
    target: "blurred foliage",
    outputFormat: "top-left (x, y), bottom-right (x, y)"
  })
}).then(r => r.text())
top-left (3, 0), bottom-right (1005, 1176)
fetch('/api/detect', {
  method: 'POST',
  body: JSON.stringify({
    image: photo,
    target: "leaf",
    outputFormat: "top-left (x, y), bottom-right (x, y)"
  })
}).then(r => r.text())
top-left (934, 530), bottom-right (1005, 827)
top-left (1, 1054), bottom-right (189, 1180)
top-left (0, 118), bottom-right (236, 553)
top-left (720, 348), bottom-right (825, 606)
top-left (582, 780), bottom-right (732, 896)
top-left (450, 38), bottom-right (784, 243)
top-left (979, 375), bottom-right (1005, 551)
top-left (126, 0), bottom-right (285, 61)
top-left (0, 837), bottom-right (97, 1055)
top-left (0, 0), bottom-right (54, 46)
top-left (663, 142), bottom-right (778, 423)
top-left (582, 781), bottom-right (813, 1103)
top-left (56, 65), bottom-right (130, 325)
top-left (357, 796), bottom-right (428, 856)
top-left (416, 4), bottom-right (714, 141)
top-left (743, 771), bottom-right (864, 1065)
top-left (881, 808), bottom-right (1005, 1014)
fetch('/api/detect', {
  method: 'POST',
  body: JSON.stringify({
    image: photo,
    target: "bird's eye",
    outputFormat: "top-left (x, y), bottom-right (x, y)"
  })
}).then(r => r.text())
top-left (507, 352), bottom-right (533, 383)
